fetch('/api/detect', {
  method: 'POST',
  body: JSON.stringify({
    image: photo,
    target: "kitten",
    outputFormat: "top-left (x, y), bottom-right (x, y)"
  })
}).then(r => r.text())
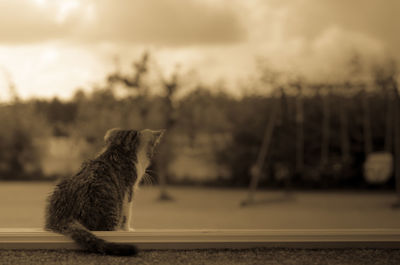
top-left (45, 128), bottom-right (164, 256)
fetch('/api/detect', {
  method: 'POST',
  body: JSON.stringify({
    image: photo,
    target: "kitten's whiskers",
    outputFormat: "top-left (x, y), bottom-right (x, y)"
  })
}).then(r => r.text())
top-left (142, 171), bottom-right (155, 185)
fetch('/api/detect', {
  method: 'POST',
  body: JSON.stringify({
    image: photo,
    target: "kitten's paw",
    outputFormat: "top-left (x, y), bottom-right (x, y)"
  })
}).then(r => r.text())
top-left (121, 226), bottom-right (135, 232)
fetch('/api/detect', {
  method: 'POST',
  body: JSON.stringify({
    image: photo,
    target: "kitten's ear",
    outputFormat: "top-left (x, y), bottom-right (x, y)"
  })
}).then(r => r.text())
top-left (151, 129), bottom-right (165, 146)
top-left (152, 129), bottom-right (165, 144)
top-left (104, 128), bottom-right (122, 144)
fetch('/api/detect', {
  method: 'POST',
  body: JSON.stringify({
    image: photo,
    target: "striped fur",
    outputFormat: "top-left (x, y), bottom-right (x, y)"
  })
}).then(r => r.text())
top-left (45, 128), bottom-right (164, 256)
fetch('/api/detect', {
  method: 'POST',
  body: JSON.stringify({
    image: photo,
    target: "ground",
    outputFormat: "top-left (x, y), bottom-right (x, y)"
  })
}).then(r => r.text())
top-left (1, 182), bottom-right (399, 264)
top-left (0, 248), bottom-right (399, 265)
top-left (0, 182), bottom-right (399, 229)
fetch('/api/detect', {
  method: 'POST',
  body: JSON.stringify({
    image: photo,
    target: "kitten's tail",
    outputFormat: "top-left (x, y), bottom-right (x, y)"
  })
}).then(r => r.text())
top-left (58, 220), bottom-right (138, 256)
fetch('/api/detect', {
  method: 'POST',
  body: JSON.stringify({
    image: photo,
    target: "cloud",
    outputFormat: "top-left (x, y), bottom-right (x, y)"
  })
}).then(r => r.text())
top-left (0, 0), bottom-right (246, 46)
top-left (280, 0), bottom-right (400, 58)
top-left (82, 0), bottom-right (246, 45)
top-left (0, 0), bottom-right (65, 43)
top-left (240, 0), bottom-right (397, 83)
top-left (296, 27), bottom-right (386, 82)
top-left (0, 44), bottom-right (110, 100)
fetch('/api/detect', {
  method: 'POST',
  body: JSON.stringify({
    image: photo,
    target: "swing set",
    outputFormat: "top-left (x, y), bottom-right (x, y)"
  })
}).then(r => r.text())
top-left (242, 79), bottom-right (400, 208)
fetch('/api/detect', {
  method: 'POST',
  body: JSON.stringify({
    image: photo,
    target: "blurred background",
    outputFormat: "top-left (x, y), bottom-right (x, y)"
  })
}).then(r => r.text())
top-left (0, 0), bottom-right (399, 229)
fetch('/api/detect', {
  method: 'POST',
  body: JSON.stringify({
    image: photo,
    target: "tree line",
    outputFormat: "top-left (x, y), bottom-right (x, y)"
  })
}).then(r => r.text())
top-left (0, 53), bottom-right (398, 190)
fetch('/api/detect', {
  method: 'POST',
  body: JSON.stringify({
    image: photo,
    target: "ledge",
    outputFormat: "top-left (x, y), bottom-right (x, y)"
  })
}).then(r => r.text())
top-left (0, 229), bottom-right (399, 249)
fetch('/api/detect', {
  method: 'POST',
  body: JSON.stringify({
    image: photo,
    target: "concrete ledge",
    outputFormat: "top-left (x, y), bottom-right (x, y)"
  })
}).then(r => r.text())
top-left (0, 229), bottom-right (399, 249)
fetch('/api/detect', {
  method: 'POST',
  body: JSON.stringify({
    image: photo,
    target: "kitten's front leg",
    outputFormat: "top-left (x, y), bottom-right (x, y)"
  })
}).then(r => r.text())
top-left (123, 202), bottom-right (135, 232)
top-left (120, 190), bottom-right (135, 231)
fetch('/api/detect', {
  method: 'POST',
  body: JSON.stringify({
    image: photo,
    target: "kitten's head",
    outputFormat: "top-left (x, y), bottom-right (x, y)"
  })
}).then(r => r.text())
top-left (104, 128), bottom-right (164, 159)
top-left (137, 129), bottom-right (165, 159)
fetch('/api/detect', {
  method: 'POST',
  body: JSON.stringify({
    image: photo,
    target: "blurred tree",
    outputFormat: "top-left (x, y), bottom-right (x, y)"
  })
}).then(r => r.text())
top-left (0, 68), bottom-right (40, 179)
top-left (108, 52), bottom-right (149, 93)
top-left (320, 84), bottom-right (332, 169)
top-left (107, 52), bottom-right (179, 200)
top-left (340, 83), bottom-right (351, 165)
top-left (0, 66), bottom-right (19, 102)
top-left (34, 98), bottom-right (78, 137)
top-left (292, 79), bottom-right (305, 177)
top-left (373, 64), bottom-right (394, 153)
top-left (348, 54), bottom-right (373, 157)
top-left (154, 69), bottom-right (180, 201)
top-left (361, 83), bottom-right (373, 156)
top-left (108, 52), bottom-right (150, 125)
top-left (0, 103), bottom-right (49, 179)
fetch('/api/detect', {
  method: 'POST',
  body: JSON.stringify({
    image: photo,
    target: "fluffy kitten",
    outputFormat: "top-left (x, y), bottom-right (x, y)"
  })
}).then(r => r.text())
top-left (45, 128), bottom-right (164, 256)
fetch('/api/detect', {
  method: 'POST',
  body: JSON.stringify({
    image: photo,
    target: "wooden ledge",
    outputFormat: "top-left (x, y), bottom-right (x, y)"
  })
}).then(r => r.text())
top-left (0, 229), bottom-right (399, 249)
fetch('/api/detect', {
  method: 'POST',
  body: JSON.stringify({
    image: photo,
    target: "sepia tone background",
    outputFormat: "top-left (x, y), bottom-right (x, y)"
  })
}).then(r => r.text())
top-left (0, 0), bottom-right (399, 229)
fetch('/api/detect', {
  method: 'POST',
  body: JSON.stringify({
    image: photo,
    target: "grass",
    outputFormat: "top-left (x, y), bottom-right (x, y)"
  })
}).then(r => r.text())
top-left (0, 182), bottom-right (400, 229)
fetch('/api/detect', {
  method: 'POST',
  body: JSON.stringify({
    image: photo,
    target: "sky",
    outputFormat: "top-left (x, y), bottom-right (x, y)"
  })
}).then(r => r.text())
top-left (0, 0), bottom-right (398, 100)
